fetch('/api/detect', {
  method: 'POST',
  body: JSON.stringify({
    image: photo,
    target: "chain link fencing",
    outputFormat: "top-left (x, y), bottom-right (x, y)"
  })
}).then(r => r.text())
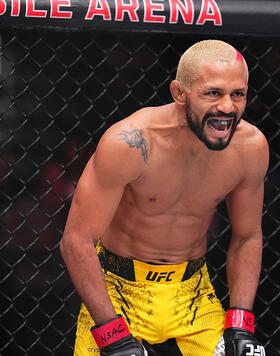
top-left (0, 30), bottom-right (279, 355)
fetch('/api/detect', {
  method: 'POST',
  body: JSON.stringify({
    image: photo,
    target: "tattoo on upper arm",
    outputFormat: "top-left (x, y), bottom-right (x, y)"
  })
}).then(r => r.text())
top-left (119, 129), bottom-right (148, 163)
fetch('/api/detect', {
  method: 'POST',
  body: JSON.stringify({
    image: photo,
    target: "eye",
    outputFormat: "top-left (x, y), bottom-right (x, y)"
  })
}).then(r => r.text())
top-left (232, 91), bottom-right (245, 97)
top-left (207, 90), bottom-right (220, 96)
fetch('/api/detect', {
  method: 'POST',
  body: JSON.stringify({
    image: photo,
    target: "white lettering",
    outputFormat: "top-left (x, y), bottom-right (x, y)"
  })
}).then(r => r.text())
top-left (245, 344), bottom-right (266, 356)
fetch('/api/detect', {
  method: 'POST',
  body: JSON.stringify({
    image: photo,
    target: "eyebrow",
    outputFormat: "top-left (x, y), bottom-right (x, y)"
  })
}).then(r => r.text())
top-left (205, 87), bottom-right (220, 91)
top-left (203, 87), bottom-right (246, 92)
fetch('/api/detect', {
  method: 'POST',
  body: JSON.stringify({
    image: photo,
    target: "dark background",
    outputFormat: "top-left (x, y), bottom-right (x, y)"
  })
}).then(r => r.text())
top-left (0, 30), bottom-right (279, 355)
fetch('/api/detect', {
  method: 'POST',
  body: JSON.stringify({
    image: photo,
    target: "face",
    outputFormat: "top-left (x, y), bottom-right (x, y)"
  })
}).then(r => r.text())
top-left (185, 60), bottom-right (248, 151)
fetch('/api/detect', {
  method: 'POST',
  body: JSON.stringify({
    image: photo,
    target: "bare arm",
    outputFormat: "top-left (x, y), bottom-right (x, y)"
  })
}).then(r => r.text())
top-left (226, 133), bottom-right (269, 310)
top-left (60, 126), bottom-right (147, 325)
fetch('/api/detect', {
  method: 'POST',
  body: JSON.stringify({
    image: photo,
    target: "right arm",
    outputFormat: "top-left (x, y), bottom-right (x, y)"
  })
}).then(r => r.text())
top-left (60, 126), bottom-right (147, 325)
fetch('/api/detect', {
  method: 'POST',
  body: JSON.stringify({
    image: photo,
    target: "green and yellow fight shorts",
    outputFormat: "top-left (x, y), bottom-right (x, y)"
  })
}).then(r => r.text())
top-left (74, 242), bottom-right (225, 356)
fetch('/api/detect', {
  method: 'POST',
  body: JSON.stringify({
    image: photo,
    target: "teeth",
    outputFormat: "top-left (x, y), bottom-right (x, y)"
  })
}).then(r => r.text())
top-left (207, 118), bottom-right (231, 132)
top-left (213, 119), bottom-right (230, 126)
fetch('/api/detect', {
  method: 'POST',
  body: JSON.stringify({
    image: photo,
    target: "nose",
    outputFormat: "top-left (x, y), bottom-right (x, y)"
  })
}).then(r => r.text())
top-left (216, 95), bottom-right (234, 114)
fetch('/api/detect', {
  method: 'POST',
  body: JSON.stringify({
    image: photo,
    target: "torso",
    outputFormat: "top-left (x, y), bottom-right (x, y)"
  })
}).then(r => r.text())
top-left (101, 104), bottom-right (256, 264)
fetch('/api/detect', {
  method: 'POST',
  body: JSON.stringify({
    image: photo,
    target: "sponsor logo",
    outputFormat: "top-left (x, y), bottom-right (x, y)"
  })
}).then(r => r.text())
top-left (245, 344), bottom-right (265, 356)
top-left (101, 323), bottom-right (126, 344)
top-left (242, 315), bottom-right (254, 329)
top-left (146, 271), bottom-right (175, 282)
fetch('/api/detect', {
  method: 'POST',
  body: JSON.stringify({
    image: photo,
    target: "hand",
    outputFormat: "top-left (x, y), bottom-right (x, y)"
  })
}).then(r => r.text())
top-left (223, 308), bottom-right (265, 356)
top-left (91, 314), bottom-right (147, 356)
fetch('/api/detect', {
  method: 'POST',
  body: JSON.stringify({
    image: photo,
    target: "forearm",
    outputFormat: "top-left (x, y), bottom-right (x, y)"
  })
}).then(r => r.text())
top-left (60, 234), bottom-right (117, 325)
top-left (226, 233), bottom-right (263, 309)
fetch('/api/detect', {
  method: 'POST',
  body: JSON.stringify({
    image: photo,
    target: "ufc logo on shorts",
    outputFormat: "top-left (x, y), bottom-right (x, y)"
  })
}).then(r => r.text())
top-left (146, 271), bottom-right (175, 282)
top-left (246, 344), bottom-right (265, 356)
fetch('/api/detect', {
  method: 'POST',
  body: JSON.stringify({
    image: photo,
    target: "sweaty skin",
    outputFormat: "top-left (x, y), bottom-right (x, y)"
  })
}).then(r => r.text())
top-left (60, 58), bottom-right (269, 325)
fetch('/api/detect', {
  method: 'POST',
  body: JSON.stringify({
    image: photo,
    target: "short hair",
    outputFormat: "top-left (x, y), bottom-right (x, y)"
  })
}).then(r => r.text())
top-left (176, 40), bottom-right (246, 90)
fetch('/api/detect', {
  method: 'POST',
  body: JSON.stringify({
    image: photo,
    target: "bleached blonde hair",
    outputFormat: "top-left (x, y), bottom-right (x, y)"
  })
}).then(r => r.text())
top-left (176, 40), bottom-right (247, 89)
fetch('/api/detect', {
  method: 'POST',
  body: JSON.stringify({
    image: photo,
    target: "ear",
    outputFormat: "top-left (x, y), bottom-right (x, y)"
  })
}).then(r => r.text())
top-left (170, 80), bottom-right (187, 106)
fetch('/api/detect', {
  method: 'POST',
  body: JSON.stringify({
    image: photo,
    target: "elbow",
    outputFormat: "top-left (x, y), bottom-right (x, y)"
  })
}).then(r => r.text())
top-left (60, 231), bottom-right (98, 261)
top-left (60, 232), bottom-right (75, 262)
top-left (60, 236), bottom-right (66, 260)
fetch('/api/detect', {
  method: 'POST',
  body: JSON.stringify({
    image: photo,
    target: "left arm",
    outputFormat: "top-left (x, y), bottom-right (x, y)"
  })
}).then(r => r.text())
top-left (226, 180), bottom-right (264, 310)
top-left (226, 134), bottom-right (269, 310)
top-left (222, 133), bottom-right (269, 355)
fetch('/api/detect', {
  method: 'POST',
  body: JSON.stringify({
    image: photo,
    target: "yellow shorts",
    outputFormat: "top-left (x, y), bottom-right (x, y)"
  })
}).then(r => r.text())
top-left (74, 243), bottom-right (225, 356)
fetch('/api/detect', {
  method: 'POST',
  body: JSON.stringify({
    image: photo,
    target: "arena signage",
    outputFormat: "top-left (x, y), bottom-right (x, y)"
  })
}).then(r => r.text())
top-left (85, 0), bottom-right (221, 25)
top-left (0, 0), bottom-right (222, 24)
top-left (0, 0), bottom-right (280, 35)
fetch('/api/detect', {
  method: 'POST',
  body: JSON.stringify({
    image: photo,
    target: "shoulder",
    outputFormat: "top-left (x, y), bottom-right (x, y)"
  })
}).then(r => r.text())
top-left (96, 104), bottom-right (172, 162)
top-left (97, 108), bottom-right (152, 160)
top-left (91, 108), bottom-right (154, 183)
top-left (91, 103), bottom-right (175, 178)
top-left (232, 120), bottom-right (269, 181)
top-left (235, 120), bottom-right (268, 157)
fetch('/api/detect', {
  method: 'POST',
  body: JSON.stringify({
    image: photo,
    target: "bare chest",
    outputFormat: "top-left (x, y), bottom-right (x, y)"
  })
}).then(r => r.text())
top-left (126, 154), bottom-right (242, 215)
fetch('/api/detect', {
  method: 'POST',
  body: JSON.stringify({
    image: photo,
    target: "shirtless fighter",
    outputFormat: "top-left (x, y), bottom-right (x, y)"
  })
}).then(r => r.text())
top-left (60, 40), bottom-right (269, 356)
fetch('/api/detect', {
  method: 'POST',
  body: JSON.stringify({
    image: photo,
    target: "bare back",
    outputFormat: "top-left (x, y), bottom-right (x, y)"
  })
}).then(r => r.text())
top-left (92, 103), bottom-right (266, 263)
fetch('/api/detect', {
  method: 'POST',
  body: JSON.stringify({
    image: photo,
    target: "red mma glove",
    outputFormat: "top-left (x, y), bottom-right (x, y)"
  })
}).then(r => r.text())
top-left (223, 308), bottom-right (265, 356)
top-left (91, 314), bottom-right (147, 356)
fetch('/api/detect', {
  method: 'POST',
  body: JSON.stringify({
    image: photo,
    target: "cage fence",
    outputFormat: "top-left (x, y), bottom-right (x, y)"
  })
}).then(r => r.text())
top-left (0, 30), bottom-right (279, 355)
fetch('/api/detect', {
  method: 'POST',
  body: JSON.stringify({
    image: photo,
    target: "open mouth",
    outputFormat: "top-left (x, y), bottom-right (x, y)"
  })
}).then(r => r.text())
top-left (207, 118), bottom-right (233, 132)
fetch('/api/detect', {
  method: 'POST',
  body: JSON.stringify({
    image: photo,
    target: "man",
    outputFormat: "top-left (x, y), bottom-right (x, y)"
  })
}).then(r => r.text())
top-left (60, 40), bottom-right (269, 356)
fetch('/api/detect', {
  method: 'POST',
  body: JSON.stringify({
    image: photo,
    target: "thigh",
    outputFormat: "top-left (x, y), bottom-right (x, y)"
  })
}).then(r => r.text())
top-left (74, 304), bottom-right (100, 356)
top-left (140, 276), bottom-right (225, 356)
top-left (165, 265), bottom-right (225, 356)
top-left (175, 292), bottom-right (225, 356)
top-left (73, 272), bottom-right (158, 356)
